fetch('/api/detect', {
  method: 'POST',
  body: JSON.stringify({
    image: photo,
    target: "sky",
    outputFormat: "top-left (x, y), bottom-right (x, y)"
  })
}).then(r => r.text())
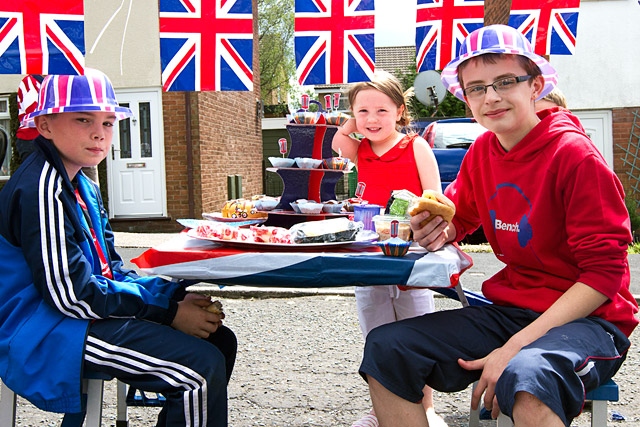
top-left (375, 0), bottom-right (417, 47)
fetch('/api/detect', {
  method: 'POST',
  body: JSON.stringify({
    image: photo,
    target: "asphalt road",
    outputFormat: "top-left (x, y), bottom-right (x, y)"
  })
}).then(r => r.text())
top-left (11, 243), bottom-right (640, 427)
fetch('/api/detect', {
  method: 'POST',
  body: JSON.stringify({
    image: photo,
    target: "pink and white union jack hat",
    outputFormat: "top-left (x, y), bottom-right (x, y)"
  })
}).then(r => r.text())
top-left (22, 68), bottom-right (133, 128)
top-left (441, 24), bottom-right (557, 102)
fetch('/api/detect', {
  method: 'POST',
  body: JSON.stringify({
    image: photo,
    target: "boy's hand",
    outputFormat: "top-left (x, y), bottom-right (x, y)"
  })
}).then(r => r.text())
top-left (458, 344), bottom-right (520, 419)
top-left (410, 210), bottom-right (453, 252)
top-left (171, 293), bottom-right (223, 338)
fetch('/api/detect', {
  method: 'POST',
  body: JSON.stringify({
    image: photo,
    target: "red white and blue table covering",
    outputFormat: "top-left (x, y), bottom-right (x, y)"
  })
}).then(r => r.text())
top-left (132, 233), bottom-right (473, 289)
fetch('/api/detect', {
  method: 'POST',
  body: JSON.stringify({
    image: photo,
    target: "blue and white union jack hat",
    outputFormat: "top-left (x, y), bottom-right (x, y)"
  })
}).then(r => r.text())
top-left (441, 24), bottom-right (557, 102)
top-left (22, 68), bottom-right (133, 128)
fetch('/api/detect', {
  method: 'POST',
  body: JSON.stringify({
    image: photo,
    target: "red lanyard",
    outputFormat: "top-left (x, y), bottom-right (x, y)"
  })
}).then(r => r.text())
top-left (74, 189), bottom-right (113, 279)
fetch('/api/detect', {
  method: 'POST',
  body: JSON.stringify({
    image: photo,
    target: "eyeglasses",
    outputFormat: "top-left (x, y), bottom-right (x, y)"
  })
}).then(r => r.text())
top-left (462, 75), bottom-right (532, 99)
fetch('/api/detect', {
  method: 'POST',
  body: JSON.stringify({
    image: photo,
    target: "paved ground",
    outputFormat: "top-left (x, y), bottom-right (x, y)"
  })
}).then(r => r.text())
top-left (10, 296), bottom-right (640, 427)
top-left (6, 232), bottom-right (640, 426)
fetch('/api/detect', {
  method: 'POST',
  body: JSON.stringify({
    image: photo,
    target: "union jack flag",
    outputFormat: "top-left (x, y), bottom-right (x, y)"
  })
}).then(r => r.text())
top-left (159, 0), bottom-right (254, 92)
top-left (0, 0), bottom-right (85, 75)
top-left (509, 0), bottom-right (580, 55)
top-left (415, 0), bottom-right (484, 72)
top-left (295, 0), bottom-right (375, 86)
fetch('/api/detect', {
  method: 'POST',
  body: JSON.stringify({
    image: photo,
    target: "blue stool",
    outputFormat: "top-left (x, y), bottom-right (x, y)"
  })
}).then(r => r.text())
top-left (586, 378), bottom-right (620, 427)
top-left (126, 387), bottom-right (166, 407)
top-left (436, 284), bottom-right (621, 427)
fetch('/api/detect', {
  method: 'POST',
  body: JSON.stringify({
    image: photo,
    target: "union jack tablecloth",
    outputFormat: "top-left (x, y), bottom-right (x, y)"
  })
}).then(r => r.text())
top-left (131, 233), bottom-right (473, 289)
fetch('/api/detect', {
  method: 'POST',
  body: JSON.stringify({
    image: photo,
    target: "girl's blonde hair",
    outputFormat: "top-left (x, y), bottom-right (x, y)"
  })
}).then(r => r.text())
top-left (346, 70), bottom-right (413, 130)
top-left (540, 87), bottom-right (567, 108)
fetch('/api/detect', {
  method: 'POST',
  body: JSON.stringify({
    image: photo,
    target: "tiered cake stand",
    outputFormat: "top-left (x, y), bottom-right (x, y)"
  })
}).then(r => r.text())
top-left (265, 118), bottom-right (351, 227)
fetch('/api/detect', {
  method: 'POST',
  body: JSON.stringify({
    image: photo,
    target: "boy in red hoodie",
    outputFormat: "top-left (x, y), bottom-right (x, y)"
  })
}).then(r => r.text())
top-left (358, 24), bottom-right (637, 427)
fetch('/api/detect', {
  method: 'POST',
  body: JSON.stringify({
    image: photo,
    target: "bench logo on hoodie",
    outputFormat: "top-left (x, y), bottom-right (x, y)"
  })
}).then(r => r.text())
top-left (488, 183), bottom-right (533, 248)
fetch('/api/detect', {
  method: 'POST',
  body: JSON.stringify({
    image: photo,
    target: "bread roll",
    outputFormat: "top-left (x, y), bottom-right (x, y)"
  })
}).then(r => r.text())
top-left (205, 299), bottom-right (224, 316)
top-left (407, 190), bottom-right (455, 227)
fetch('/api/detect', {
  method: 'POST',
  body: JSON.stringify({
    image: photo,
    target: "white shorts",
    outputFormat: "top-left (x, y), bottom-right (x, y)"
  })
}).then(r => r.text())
top-left (355, 285), bottom-right (436, 338)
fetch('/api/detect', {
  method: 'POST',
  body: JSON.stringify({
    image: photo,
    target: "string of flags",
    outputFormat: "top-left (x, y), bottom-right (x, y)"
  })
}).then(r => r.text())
top-left (0, 0), bottom-right (580, 91)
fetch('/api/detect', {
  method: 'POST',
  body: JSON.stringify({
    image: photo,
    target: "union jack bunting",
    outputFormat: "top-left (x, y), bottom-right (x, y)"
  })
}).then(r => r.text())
top-left (0, 0), bottom-right (85, 75)
top-left (159, 0), bottom-right (254, 92)
top-left (415, 0), bottom-right (484, 72)
top-left (509, 0), bottom-right (580, 55)
top-left (295, 0), bottom-right (375, 86)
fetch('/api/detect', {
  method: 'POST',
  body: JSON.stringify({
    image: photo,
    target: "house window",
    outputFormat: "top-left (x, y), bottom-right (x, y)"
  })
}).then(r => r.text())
top-left (0, 97), bottom-right (11, 180)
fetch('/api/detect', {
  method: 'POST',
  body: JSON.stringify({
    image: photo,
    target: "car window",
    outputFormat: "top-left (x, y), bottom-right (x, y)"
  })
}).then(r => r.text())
top-left (433, 122), bottom-right (487, 149)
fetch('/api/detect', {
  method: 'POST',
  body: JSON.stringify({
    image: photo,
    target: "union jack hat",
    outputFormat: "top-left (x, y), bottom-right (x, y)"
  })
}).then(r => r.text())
top-left (22, 68), bottom-right (133, 128)
top-left (441, 24), bottom-right (557, 102)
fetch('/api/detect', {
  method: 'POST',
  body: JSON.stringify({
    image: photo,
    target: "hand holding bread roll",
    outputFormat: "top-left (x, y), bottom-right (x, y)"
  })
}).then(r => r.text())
top-left (407, 190), bottom-right (455, 227)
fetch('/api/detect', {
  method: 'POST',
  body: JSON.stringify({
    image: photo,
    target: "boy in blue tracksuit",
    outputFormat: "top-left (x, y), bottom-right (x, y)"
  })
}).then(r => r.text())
top-left (0, 69), bottom-right (235, 426)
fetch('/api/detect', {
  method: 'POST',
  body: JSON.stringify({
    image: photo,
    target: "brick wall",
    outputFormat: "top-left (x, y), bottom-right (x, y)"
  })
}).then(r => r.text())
top-left (162, 92), bottom-right (192, 222)
top-left (196, 91), bottom-right (263, 213)
top-left (163, 91), bottom-right (265, 219)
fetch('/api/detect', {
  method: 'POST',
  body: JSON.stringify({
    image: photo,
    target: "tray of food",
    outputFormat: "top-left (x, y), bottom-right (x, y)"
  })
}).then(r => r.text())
top-left (187, 230), bottom-right (360, 250)
top-left (187, 218), bottom-right (377, 251)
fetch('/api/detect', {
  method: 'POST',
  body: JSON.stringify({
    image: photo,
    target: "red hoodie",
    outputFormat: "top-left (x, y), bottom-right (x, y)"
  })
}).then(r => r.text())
top-left (446, 108), bottom-right (638, 336)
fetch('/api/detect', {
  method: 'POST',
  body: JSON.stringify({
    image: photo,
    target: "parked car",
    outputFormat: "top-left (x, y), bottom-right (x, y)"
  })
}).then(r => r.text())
top-left (420, 118), bottom-right (487, 191)
top-left (417, 118), bottom-right (488, 244)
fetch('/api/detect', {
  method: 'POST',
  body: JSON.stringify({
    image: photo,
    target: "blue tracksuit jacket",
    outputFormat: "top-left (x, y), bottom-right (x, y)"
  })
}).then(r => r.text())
top-left (0, 137), bottom-right (181, 413)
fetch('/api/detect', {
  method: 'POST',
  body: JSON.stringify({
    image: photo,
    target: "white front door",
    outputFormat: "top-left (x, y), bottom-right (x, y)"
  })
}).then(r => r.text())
top-left (574, 110), bottom-right (613, 168)
top-left (107, 89), bottom-right (167, 218)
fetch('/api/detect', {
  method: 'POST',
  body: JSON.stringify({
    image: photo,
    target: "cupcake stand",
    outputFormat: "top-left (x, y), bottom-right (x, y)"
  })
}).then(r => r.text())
top-left (264, 104), bottom-right (351, 228)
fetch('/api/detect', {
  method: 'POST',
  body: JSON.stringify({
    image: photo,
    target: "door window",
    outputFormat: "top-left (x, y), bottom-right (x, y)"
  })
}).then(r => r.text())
top-left (118, 103), bottom-right (132, 159)
top-left (139, 102), bottom-right (152, 158)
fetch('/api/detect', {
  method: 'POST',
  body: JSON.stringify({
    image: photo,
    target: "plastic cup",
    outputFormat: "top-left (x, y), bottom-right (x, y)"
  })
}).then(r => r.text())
top-left (353, 204), bottom-right (382, 231)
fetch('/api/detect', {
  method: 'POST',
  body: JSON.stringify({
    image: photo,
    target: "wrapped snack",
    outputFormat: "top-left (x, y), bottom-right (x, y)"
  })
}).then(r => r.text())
top-left (343, 197), bottom-right (367, 212)
top-left (250, 226), bottom-right (292, 244)
top-left (289, 218), bottom-right (362, 244)
top-left (237, 228), bottom-right (254, 242)
top-left (195, 223), bottom-right (225, 239)
top-left (254, 196), bottom-right (279, 211)
top-left (385, 189), bottom-right (418, 217)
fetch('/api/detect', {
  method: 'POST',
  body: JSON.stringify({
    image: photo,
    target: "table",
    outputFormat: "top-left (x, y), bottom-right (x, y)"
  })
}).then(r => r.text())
top-left (131, 233), bottom-right (473, 289)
